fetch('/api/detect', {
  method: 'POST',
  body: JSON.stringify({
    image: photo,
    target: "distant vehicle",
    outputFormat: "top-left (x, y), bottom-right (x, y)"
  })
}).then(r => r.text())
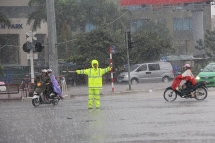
top-left (117, 62), bottom-right (174, 84)
top-left (196, 62), bottom-right (215, 87)
top-left (0, 81), bottom-right (6, 91)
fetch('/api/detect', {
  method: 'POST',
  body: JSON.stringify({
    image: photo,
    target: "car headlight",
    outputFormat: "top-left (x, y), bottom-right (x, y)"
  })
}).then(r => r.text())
top-left (125, 75), bottom-right (128, 78)
top-left (196, 76), bottom-right (200, 80)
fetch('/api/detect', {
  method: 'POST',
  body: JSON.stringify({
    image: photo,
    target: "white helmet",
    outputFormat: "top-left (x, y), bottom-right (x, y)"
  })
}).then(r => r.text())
top-left (183, 64), bottom-right (191, 68)
top-left (47, 69), bottom-right (52, 73)
top-left (42, 69), bottom-right (47, 73)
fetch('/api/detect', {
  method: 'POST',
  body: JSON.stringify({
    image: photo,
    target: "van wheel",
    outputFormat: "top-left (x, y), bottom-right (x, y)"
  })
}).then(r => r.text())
top-left (131, 78), bottom-right (138, 84)
top-left (162, 76), bottom-right (170, 83)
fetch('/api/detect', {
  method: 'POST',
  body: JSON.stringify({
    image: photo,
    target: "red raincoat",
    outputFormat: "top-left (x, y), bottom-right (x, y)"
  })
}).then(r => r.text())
top-left (171, 75), bottom-right (197, 90)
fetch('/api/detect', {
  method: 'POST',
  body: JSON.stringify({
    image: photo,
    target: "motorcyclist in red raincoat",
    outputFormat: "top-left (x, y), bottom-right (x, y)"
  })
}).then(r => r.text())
top-left (171, 64), bottom-right (197, 97)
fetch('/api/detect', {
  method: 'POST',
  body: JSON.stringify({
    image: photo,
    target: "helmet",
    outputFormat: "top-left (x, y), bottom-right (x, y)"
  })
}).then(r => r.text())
top-left (42, 69), bottom-right (47, 73)
top-left (47, 69), bottom-right (52, 72)
top-left (183, 64), bottom-right (191, 68)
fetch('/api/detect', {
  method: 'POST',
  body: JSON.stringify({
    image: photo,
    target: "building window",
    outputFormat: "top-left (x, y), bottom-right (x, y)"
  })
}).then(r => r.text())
top-left (123, 5), bottom-right (145, 11)
top-left (85, 22), bottom-right (96, 32)
top-left (0, 34), bottom-right (19, 65)
top-left (130, 19), bottom-right (149, 32)
top-left (78, 23), bottom-right (96, 33)
top-left (173, 18), bottom-right (192, 31)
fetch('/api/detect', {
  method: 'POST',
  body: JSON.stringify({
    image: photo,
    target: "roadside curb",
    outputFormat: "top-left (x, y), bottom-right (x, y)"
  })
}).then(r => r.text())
top-left (69, 87), bottom-right (166, 97)
top-left (0, 87), bottom-right (167, 101)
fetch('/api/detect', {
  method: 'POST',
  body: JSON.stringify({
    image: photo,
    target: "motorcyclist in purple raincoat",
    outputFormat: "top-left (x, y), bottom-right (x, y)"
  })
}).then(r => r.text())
top-left (47, 69), bottom-right (64, 99)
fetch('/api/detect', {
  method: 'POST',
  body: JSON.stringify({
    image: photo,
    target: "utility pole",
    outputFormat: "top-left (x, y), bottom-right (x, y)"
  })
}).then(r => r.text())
top-left (126, 31), bottom-right (131, 90)
top-left (46, 0), bottom-right (58, 75)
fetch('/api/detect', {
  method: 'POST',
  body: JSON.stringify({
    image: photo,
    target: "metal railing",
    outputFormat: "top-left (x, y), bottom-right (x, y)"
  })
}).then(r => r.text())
top-left (0, 76), bottom-right (68, 100)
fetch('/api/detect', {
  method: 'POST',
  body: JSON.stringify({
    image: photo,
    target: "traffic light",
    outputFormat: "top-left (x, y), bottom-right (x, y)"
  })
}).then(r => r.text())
top-left (127, 31), bottom-right (133, 49)
top-left (35, 42), bottom-right (44, 52)
top-left (22, 43), bottom-right (30, 52)
top-left (206, 0), bottom-right (211, 4)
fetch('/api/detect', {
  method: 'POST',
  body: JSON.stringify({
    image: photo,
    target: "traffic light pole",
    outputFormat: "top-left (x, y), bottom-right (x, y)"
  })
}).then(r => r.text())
top-left (30, 48), bottom-right (34, 83)
top-left (126, 31), bottom-right (131, 90)
top-left (26, 31), bottom-right (36, 83)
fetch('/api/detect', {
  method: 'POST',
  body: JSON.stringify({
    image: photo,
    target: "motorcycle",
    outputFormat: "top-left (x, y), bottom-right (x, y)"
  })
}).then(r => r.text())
top-left (163, 81), bottom-right (208, 101)
top-left (32, 82), bottom-right (60, 107)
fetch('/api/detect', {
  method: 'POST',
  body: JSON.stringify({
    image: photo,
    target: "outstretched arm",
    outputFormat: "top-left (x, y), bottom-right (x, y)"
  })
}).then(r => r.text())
top-left (76, 69), bottom-right (89, 75)
top-left (101, 63), bottom-right (113, 75)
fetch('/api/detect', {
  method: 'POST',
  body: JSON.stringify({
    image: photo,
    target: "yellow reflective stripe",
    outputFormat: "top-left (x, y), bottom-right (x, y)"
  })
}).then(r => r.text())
top-left (80, 70), bottom-right (84, 74)
top-left (89, 76), bottom-right (101, 78)
top-left (98, 69), bottom-right (100, 76)
top-left (88, 68), bottom-right (102, 77)
top-left (89, 86), bottom-right (102, 88)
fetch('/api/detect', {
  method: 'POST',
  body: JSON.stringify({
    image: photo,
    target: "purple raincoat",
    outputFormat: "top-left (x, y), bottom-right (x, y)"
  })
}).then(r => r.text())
top-left (50, 75), bottom-right (62, 96)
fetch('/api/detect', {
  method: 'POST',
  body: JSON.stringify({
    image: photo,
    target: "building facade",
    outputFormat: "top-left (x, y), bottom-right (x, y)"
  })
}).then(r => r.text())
top-left (0, 0), bottom-right (48, 67)
top-left (117, 0), bottom-right (212, 56)
top-left (0, 0), bottom-right (213, 68)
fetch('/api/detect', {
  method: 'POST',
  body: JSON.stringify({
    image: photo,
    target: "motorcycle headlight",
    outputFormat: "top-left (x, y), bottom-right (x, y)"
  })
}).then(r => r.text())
top-left (196, 76), bottom-right (200, 80)
top-left (37, 82), bottom-right (41, 87)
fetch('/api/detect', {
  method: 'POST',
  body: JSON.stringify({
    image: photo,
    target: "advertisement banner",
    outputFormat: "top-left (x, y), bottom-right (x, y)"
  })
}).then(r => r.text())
top-left (120, 0), bottom-right (210, 6)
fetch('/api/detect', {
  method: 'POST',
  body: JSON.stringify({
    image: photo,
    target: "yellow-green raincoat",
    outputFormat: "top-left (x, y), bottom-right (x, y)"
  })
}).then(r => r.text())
top-left (76, 59), bottom-right (111, 109)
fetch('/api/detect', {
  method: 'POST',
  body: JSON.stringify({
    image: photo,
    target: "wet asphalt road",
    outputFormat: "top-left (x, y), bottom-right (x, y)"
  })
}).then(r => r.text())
top-left (0, 89), bottom-right (215, 143)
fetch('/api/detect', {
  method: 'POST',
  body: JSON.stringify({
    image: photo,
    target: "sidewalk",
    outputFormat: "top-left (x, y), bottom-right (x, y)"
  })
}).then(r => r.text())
top-left (67, 82), bottom-right (171, 96)
top-left (0, 82), bottom-right (171, 100)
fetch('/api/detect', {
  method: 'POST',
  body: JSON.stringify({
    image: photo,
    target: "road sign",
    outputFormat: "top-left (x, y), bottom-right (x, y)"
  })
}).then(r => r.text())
top-left (26, 31), bottom-right (37, 42)
top-left (27, 53), bottom-right (38, 59)
top-left (112, 46), bottom-right (115, 54)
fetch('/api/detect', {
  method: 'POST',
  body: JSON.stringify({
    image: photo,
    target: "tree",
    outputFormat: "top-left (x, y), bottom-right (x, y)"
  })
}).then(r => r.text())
top-left (27, 0), bottom-right (128, 67)
top-left (0, 65), bottom-right (5, 76)
top-left (129, 20), bottom-right (174, 63)
top-left (0, 12), bottom-right (10, 26)
top-left (195, 29), bottom-right (215, 58)
top-left (68, 29), bottom-right (125, 67)
top-left (27, 0), bottom-right (78, 34)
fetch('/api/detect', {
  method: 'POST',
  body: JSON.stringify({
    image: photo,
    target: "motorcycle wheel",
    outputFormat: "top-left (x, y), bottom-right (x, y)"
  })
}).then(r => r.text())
top-left (52, 98), bottom-right (59, 105)
top-left (32, 98), bottom-right (40, 107)
top-left (194, 87), bottom-right (207, 100)
top-left (163, 88), bottom-right (177, 101)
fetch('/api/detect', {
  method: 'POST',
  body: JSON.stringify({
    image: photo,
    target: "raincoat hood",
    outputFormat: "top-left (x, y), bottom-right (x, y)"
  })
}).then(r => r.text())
top-left (91, 59), bottom-right (99, 69)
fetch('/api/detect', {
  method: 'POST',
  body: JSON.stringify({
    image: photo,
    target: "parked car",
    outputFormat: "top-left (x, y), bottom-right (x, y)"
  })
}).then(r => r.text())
top-left (195, 62), bottom-right (215, 87)
top-left (117, 62), bottom-right (174, 84)
top-left (0, 81), bottom-right (6, 91)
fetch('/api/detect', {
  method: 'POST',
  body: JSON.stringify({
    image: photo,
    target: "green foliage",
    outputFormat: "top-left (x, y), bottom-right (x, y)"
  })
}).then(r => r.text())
top-left (27, 0), bottom-right (175, 68)
top-left (27, 0), bottom-right (128, 68)
top-left (68, 29), bottom-right (125, 67)
top-left (0, 12), bottom-right (10, 26)
top-left (195, 30), bottom-right (215, 58)
top-left (0, 65), bottom-right (5, 76)
top-left (129, 21), bottom-right (174, 64)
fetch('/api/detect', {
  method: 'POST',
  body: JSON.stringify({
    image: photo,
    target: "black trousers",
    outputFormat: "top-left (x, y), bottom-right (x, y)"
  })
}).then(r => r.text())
top-left (181, 81), bottom-right (193, 95)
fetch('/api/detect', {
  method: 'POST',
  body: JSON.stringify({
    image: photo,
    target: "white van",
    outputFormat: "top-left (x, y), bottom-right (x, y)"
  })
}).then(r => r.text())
top-left (117, 62), bottom-right (174, 84)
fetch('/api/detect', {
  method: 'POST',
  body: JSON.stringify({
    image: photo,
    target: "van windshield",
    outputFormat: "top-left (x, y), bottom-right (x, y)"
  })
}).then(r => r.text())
top-left (124, 64), bottom-right (140, 72)
top-left (202, 64), bottom-right (215, 72)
